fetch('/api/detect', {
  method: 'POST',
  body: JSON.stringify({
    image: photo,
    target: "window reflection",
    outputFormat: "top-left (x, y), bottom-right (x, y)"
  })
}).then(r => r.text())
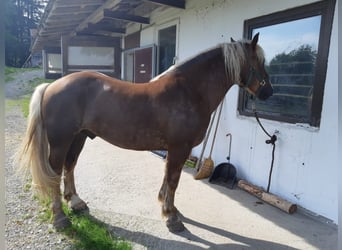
top-left (247, 16), bottom-right (321, 121)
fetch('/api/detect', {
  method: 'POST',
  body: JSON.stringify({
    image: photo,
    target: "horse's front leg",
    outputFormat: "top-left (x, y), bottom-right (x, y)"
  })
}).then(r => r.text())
top-left (159, 145), bottom-right (191, 232)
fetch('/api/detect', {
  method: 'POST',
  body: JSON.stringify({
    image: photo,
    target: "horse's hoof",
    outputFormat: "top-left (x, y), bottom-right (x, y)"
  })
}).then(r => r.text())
top-left (70, 201), bottom-right (88, 212)
top-left (69, 195), bottom-right (88, 212)
top-left (53, 214), bottom-right (71, 230)
top-left (166, 217), bottom-right (185, 233)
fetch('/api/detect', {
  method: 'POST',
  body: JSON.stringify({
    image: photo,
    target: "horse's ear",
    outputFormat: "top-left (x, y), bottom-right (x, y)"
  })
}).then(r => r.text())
top-left (251, 33), bottom-right (259, 50)
top-left (230, 37), bottom-right (236, 43)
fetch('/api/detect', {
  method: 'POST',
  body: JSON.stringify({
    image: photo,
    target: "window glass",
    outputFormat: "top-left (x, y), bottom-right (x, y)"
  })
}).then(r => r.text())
top-left (68, 46), bottom-right (114, 66)
top-left (158, 25), bottom-right (176, 74)
top-left (246, 16), bottom-right (321, 121)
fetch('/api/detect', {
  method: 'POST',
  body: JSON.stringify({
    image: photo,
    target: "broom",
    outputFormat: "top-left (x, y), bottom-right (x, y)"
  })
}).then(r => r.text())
top-left (195, 101), bottom-right (224, 180)
top-left (194, 108), bottom-right (218, 172)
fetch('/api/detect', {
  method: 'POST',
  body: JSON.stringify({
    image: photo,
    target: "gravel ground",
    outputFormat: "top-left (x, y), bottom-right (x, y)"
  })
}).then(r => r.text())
top-left (5, 69), bottom-right (74, 249)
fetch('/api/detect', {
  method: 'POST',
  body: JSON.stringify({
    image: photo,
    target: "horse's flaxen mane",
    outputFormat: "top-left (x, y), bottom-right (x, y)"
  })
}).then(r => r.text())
top-left (151, 39), bottom-right (265, 84)
top-left (221, 39), bottom-right (265, 83)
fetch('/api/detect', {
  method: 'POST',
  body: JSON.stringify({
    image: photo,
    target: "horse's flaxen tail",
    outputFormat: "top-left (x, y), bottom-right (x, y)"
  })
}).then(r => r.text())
top-left (17, 83), bottom-right (59, 197)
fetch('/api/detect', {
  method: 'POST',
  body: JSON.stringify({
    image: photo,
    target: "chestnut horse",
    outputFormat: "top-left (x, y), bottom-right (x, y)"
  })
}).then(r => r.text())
top-left (18, 33), bottom-right (272, 232)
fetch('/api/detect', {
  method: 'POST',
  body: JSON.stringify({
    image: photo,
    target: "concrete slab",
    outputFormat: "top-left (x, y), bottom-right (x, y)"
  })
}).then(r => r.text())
top-left (74, 138), bottom-right (337, 249)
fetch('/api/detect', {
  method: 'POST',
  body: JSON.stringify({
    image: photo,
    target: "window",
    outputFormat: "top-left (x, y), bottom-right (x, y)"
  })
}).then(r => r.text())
top-left (238, 0), bottom-right (335, 127)
top-left (68, 46), bottom-right (114, 67)
top-left (43, 47), bottom-right (62, 79)
top-left (158, 24), bottom-right (177, 74)
top-left (61, 36), bottom-right (120, 77)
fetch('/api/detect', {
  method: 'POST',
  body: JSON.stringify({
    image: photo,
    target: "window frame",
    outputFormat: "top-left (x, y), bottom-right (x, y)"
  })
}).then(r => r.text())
top-left (238, 0), bottom-right (336, 127)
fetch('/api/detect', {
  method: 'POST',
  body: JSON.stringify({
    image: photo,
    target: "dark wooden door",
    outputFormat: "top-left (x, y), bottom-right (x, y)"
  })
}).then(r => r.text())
top-left (134, 47), bottom-right (153, 83)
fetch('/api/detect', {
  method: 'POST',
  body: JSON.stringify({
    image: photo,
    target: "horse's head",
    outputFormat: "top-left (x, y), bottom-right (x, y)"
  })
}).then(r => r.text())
top-left (237, 33), bottom-right (273, 100)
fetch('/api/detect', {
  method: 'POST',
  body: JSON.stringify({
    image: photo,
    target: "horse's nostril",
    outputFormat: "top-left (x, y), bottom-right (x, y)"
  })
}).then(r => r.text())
top-left (258, 86), bottom-right (273, 100)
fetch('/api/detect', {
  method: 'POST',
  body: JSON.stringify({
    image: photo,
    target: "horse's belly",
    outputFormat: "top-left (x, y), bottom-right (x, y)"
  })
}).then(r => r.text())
top-left (97, 128), bottom-right (168, 151)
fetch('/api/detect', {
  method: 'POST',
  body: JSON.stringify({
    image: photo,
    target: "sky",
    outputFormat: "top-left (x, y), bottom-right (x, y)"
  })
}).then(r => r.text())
top-left (253, 15), bottom-right (321, 63)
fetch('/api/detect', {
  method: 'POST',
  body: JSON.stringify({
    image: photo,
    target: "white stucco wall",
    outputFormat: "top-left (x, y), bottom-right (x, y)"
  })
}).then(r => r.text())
top-left (135, 0), bottom-right (338, 223)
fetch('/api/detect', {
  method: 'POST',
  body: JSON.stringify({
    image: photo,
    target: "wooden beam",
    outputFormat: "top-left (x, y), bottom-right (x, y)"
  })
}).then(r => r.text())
top-left (55, 0), bottom-right (103, 6)
top-left (76, 31), bottom-right (122, 38)
top-left (103, 9), bottom-right (149, 24)
top-left (145, 0), bottom-right (185, 9)
top-left (75, 0), bottom-right (121, 32)
top-left (40, 29), bottom-right (74, 36)
top-left (54, 1), bottom-right (102, 8)
top-left (48, 13), bottom-right (90, 19)
top-left (49, 10), bottom-right (95, 16)
top-left (44, 21), bottom-right (82, 28)
top-left (86, 23), bottom-right (126, 34)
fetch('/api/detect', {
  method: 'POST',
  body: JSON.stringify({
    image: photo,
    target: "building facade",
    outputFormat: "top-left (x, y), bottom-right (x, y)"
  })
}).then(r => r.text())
top-left (123, 0), bottom-right (337, 223)
top-left (32, 0), bottom-right (338, 223)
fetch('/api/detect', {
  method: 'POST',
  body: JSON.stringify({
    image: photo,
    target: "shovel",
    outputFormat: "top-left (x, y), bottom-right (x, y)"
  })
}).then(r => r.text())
top-left (209, 133), bottom-right (237, 189)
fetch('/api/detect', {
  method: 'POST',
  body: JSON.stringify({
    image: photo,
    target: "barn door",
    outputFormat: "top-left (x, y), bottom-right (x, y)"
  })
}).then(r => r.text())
top-left (134, 46), bottom-right (155, 83)
top-left (123, 45), bottom-right (156, 83)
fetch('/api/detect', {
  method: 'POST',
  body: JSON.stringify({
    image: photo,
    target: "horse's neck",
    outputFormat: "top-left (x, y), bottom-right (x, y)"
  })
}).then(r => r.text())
top-left (194, 55), bottom-right (233, 113)
top-left (176, 47), bottom-right (235, 113)
top-left (207, 74), bottom-right (231, 113)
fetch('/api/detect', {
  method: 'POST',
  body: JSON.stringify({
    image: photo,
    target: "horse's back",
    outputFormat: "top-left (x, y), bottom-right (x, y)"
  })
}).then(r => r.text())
top-left (41, 72), bottom-right (162, 148)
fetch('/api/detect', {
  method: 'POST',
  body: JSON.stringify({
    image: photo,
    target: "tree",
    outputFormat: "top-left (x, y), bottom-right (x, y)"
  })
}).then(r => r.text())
top-left (267, 45), bottom-right (317, 78)
top-left (5, 0), bottom-right (46, 67)
top-left (263, 45), bottom-right (318, 117)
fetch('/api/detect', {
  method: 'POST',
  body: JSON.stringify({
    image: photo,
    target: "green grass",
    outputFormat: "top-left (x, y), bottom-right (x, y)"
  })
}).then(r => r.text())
top-left (5, 67), bottom-right (53, 117)
top-left (21, 97), bottom-right (31, 117)
top-left (5, 67), bottom-right (33, 75)
top-left (19, 78), bottom-right (54, 117)
top-left (64, 209), bottom-right (131, 250)
top-left (27, 77), bottom-right (54, 91)
top-left (5, 67), bottom-right (39, 82)
top-left (5, 67), bottom-right (19, 82)
top-left (36, 198), bottom-right (131, 250)
top-left (6, 96), bottom-right (31, 118)
top-left (5, 76), bottom-right (54, 117)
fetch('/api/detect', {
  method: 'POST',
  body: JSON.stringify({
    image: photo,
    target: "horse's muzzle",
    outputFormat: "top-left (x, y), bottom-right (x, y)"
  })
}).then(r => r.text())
top-left (257, 84), bottom-right (273, 100)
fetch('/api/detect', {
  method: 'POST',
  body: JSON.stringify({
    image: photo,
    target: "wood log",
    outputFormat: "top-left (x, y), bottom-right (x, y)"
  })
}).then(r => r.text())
top-left (237, 180), bottom-right (297, 214)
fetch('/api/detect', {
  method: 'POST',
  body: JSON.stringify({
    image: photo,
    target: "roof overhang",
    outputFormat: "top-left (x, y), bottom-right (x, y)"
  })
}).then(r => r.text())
top-left (31, 0), bottom-right (185, 52)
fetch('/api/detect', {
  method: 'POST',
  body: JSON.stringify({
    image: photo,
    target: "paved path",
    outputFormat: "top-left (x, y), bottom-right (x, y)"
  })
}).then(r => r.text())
top-left (74, 137), bottom-right (337, 249)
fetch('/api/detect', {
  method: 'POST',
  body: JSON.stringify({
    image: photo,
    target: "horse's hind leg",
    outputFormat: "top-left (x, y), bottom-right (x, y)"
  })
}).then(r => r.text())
top-left (63, 133), bottom-right (88, 212)
top-left (159, 144), bottom-right (191, 232)
top-left (49, 145), bottom-right (71, 229)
